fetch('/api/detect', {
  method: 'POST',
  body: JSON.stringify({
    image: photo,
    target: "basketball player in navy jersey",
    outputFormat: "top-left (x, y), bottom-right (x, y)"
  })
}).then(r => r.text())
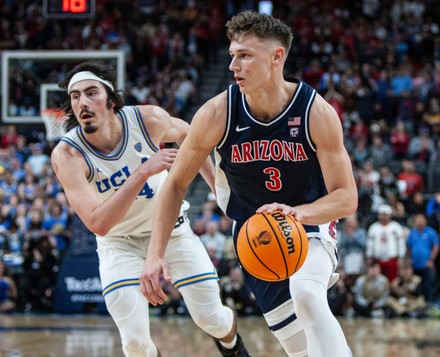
top-left (141, 11), bottom-right (357, 357)
top-left (51, 62), bottom-right (250, 357)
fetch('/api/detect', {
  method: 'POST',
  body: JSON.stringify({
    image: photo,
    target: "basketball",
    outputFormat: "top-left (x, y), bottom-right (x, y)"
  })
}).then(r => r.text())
top-left (236, 211), bottom-right (308, 282)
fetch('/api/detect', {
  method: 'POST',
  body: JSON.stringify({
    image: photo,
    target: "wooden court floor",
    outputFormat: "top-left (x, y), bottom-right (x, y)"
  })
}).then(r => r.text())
top-left (1, 314), bottom-right (439, 357)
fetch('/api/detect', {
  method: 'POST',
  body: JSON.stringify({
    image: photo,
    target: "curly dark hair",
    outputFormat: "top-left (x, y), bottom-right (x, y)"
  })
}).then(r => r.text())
top-left (226, 11), bottom-right (293, 53)
top-left (58, 61), bottom-right (125, 132)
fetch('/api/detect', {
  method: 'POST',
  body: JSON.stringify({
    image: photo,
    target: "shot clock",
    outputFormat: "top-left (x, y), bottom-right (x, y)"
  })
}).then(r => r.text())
top-left (43, 0), bottom-right (96, 19)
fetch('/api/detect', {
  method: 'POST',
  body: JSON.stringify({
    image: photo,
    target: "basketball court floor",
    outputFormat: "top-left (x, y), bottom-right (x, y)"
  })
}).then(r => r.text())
top-left (1, 314), bottom-right (439, 357)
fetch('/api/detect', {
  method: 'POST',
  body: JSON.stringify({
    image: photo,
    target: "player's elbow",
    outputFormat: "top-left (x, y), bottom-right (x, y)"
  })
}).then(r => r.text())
top-left (346, 200), bottom-right (358, 217)
top-left (87, 220), bottom-right (112, 237)
top-left (343, 189), bottom-right (358, 216)
top-left (92, 226), bottom-right (110, 237)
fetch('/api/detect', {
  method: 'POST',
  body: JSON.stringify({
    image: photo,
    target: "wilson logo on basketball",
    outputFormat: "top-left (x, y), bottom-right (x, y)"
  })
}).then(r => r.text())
top-left (271, 212), bottom-right (296, 254)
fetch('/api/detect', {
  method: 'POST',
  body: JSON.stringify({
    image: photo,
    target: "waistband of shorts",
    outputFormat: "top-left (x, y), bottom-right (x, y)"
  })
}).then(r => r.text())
top-left (97, 214), bottom-right (188, 240)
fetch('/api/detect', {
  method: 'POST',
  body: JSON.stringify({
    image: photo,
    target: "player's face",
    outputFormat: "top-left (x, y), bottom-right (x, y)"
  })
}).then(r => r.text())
top-left (229, 34), bottom-right (274, 94)
top-left (69, 80), bottom-right (114, 134)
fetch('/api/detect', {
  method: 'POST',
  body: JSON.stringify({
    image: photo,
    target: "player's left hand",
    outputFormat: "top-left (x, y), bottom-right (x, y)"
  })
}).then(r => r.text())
top-left (139, 255), bottom-right (172, 306)
top-left (256, 202), bottom-right (295, 217)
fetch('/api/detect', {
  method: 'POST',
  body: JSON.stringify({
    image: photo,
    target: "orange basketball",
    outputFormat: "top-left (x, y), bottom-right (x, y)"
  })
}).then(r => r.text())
top-left (236, 211), bottom-right (308, 282)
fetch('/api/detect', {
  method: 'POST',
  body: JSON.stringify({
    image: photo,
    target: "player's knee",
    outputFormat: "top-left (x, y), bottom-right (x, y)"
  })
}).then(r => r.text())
top-left (122, 337), bottom-right (157, 357)
top-left (290, 283), bottom-right (320, 315)
top-left (191, 305), bottom-right (233, 338)
top-left (291, 285), bottom-right (313, 305)
top-left (290, 279), bottom-right (327, 305)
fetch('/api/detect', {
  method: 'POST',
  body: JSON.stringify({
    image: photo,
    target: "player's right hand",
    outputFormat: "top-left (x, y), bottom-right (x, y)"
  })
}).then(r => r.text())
top-left (139, 254), bottom-right (172, 305)
top-left (140, 148), bottom-right (178, 177)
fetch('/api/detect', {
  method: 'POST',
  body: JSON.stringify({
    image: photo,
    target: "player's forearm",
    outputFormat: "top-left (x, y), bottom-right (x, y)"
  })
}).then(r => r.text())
top-left (87, 169), bottom-right (153, 236)
top-left (199, 154), bottom-right (216, 193)
top-left (296, 187), bottom-right (358, 225)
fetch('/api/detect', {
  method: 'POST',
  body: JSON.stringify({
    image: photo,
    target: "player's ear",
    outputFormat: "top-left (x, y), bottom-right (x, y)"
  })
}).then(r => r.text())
top-left (272, 47), bottom-right (285, 65)
top-left (106, 99), bottom-right (115, 110)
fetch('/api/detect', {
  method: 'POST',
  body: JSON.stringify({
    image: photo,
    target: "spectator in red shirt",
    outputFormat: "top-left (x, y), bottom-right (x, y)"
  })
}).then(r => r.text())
top-left (303, 59), bottom-right (324, 88)
top-left (1, 125), bottom-right (18, 149)
top-left (324, 78), bottom-right (345, 124)
top-left (348, 118), bottom-right (370, 142)
top-left (390, 121), bottom-right (410, 160)
top-left (397, 160), bottom-right (425, 200)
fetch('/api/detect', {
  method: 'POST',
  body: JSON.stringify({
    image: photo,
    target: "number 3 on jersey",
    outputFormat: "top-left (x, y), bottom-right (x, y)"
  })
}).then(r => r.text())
top-left (263, 167), bottom-right (282, 191)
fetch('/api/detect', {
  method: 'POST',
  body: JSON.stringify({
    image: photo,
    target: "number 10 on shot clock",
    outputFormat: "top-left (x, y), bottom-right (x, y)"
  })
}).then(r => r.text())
top-left (43, 0), bottom-right (95, 19)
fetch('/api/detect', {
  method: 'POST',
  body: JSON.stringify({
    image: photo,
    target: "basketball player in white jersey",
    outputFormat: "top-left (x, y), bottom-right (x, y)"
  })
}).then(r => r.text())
top-left (140, 11), bottom-right (357, 357)
top-left (51, 61), bottom-right (251, 357)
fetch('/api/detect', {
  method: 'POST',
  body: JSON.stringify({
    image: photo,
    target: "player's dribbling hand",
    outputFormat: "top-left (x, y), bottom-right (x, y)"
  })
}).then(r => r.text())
top-left (139, 255), bottom-right (172, 305)
top-left (256, 202), bottom-right (296, 217)
top-left (256, 202), bottom-right (311, 222)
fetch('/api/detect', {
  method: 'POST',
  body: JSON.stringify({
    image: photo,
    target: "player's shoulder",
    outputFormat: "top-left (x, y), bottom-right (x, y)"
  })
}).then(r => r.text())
top-left (310, 91), bottom-right (334, 113)
top-left (135, 104), bottom-right (169, 119)
top-left (198, 90), bottom-right (228, 117)
top-left (134, 104), bottom-right (176, 132)
top-left (188, 90), bottom-right (228, 144)
top-left (309, 92), bottom-right (342, 133)
top-left (50, 139), bottom-right (82, 163)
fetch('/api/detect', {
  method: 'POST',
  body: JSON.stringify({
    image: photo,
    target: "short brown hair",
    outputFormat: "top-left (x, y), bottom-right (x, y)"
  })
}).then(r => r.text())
top-left (226, 11), bottom-right (293, 53)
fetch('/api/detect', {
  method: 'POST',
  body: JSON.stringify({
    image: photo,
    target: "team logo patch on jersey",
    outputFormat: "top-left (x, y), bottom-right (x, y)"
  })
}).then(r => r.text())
top-left (134, 143), bottom-right (142, 152)
top-left (290, 127), bottom-right (299, 137)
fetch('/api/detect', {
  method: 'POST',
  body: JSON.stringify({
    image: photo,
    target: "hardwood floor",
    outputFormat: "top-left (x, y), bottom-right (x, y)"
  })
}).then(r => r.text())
top-left (0, 314), bottom-right (439, 356)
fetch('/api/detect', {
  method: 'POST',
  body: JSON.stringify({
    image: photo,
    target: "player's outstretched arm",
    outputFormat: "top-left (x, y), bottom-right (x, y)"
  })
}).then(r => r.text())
top-left (139, 93), bottom-right (227, 305)
top-left (139, 104), bottom-right (216, 192)
top-left (51, 141), bottom-right (177, 236)
top-left (295, 94), bottom-right (358, 224)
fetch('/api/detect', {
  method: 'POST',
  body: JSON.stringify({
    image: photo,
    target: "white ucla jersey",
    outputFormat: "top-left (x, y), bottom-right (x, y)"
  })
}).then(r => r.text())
top-left (61, 105), bottom-right (172, 236)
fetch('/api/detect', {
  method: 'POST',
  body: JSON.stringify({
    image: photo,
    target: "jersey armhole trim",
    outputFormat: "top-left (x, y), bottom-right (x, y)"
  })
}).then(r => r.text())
top-left (132, 106), bottom-right (159, 152)
top-left (304, 90), bottom-right (317, 152)
top-left (217, 85), bottom-right (233, 149)
top-left (60, 137), bottom-right (95, 182)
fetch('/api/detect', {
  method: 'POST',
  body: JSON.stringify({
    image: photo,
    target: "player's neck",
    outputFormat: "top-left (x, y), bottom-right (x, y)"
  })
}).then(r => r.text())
top-left (246, 81), bottom-right (296, 122)
top-left (85, 113), bottom-right (123, 155)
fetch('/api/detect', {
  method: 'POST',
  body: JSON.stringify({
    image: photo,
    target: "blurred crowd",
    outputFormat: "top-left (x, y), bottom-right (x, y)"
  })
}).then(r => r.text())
top-left (2, 0), bottom-right (227, 121)
top-left (1, 0), bottom-right (440, 319)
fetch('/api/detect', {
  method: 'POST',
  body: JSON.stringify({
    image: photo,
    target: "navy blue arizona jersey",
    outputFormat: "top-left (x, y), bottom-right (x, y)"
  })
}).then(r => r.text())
top-left (215, 80), bottom-right (327, 224)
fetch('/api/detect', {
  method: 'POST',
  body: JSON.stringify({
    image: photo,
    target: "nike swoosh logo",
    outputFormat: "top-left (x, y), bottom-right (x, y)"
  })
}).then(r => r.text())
top-left (236, 125), bottom-right (251, 132)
